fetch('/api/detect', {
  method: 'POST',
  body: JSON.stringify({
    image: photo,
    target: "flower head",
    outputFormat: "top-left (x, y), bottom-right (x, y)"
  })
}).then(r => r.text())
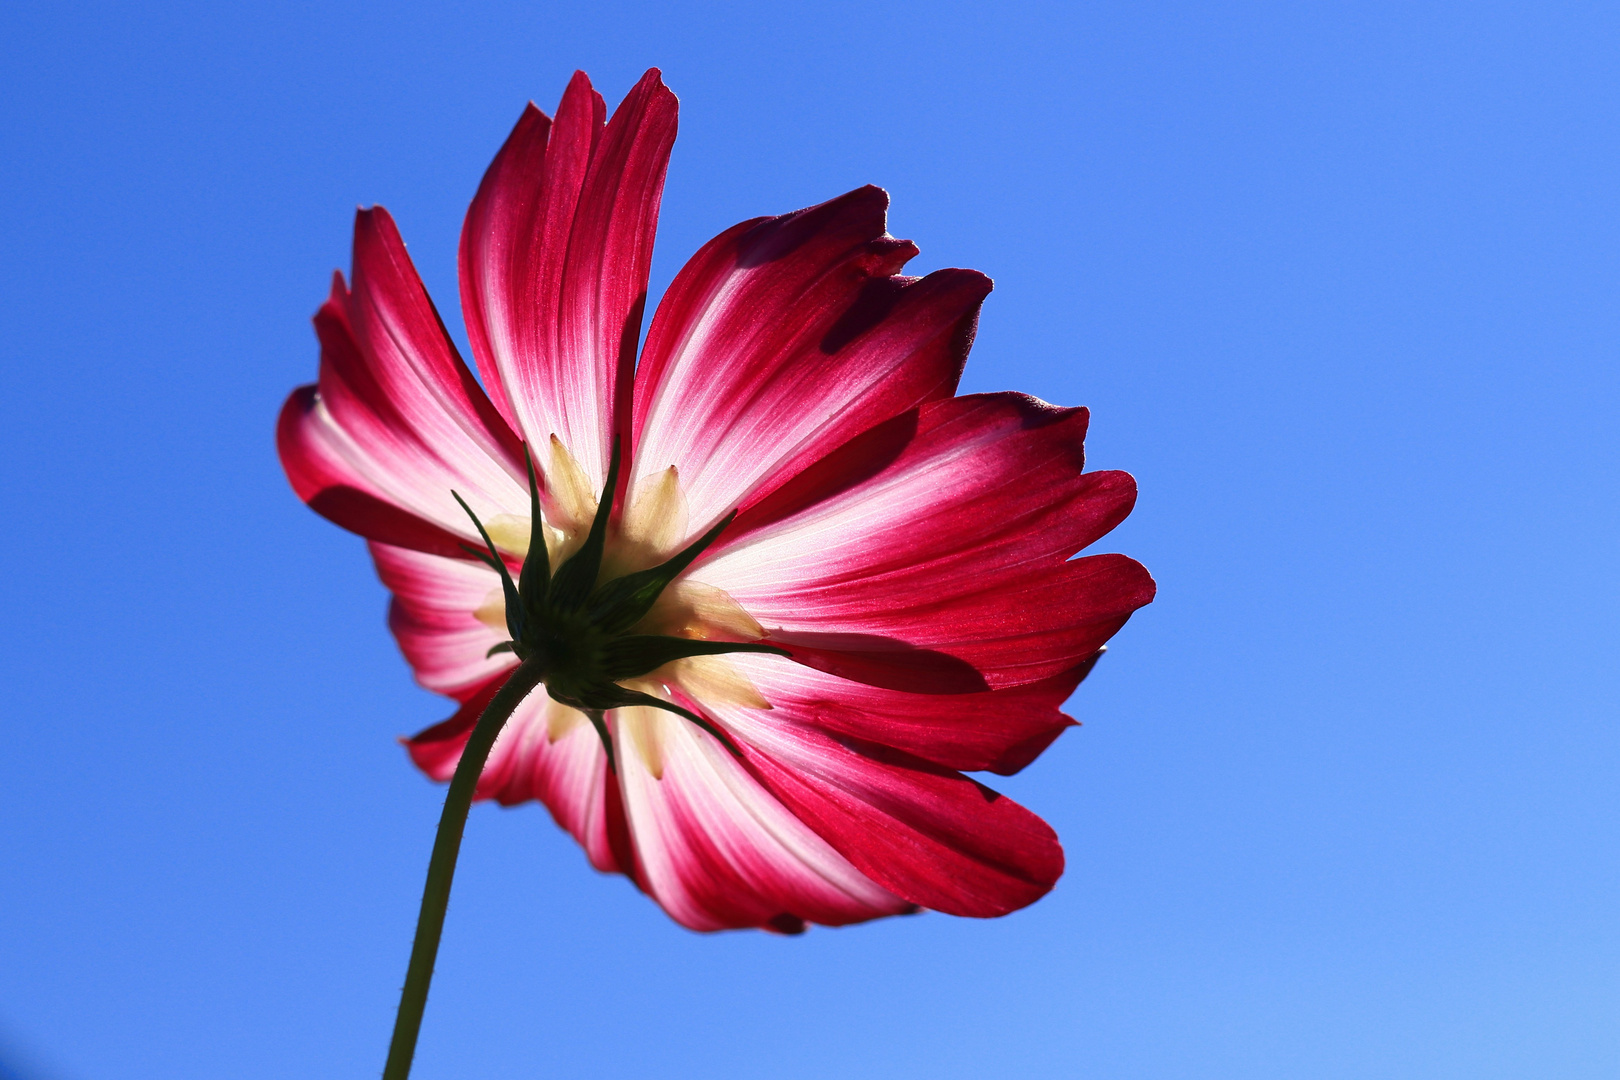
top-left (279, 69), bottom-right (1155, 932)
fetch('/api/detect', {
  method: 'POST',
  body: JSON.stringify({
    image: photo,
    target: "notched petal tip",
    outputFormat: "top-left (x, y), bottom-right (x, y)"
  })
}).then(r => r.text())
top-left (351, 203), bottom-right (399, 246)
top-left (849, 182), bottom-right (891, 209)
top-left (626, 66), bottom-right (676, 107)
top-left (983, 721), bottom-right (1077, 777)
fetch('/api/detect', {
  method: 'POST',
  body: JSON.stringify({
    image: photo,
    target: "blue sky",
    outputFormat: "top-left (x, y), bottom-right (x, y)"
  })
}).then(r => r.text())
top-left (1, 1), bottom-right (1616, 1077)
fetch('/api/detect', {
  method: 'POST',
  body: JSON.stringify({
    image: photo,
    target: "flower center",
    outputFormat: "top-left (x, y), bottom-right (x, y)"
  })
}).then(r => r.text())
top-left (452, 436), bottom-right (783, 772)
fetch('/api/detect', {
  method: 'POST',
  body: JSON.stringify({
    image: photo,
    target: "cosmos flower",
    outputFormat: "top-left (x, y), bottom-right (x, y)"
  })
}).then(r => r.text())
top-left (278, 68), bottom-right (1154, 933)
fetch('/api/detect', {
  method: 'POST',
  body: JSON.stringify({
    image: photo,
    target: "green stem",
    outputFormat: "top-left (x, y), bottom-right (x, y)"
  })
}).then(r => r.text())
top-left (382, 656), bottom-right (548, 1080)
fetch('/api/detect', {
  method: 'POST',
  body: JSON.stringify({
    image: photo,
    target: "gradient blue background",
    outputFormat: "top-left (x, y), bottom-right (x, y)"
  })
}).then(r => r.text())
top-left (2, 2), bottom-right (1616, 1077)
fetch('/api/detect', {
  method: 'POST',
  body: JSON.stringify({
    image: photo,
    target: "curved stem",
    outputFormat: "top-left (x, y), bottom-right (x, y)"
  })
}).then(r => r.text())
top-left (382, 656), bottom-right (548, 1080)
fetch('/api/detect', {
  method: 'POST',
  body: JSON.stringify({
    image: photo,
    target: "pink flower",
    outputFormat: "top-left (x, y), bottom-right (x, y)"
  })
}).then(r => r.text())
top-left (278, 68), bottom-right (1155, 933)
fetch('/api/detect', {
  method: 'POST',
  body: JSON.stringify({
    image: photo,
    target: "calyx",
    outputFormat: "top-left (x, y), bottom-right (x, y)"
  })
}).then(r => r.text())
top-left (453, 439), bottom-right (784, 771)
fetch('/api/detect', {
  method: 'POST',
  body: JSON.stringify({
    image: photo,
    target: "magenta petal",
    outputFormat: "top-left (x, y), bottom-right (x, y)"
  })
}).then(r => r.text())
top-left (370, 542), bottom-right (514, 699)
top-left (460, 69), bottom-right (677, 488)
top-left (632, 185), bottom-right (989, 529)
top-left (609, 713), bottom-right (911, 931)
top-left (277, 212), bottom-right (529, 555)
top-left (278, 384), bottom-right (468, 558)
top-left (698, 393), bottom-right (1156, 690)
top-left (730, 651), bottom-right (1100, 775)
top-left (716, 707), bottom-right (1065, 917)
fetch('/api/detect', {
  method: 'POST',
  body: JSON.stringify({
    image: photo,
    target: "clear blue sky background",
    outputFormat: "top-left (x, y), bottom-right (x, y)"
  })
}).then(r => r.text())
top-left (1, 2), bottom-right (1616, 1077)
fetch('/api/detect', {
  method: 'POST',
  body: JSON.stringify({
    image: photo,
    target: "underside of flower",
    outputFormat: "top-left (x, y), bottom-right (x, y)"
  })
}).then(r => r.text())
top-left (279, 67), bottom-right (1156, 935)
top-left (457, 438), bottom-right (788, 771)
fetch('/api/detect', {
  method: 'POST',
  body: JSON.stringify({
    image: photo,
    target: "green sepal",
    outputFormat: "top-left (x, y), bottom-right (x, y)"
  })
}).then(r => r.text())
top-left (548, 436), bottom-right (622, 613)
top-left (583, 709), bottom-right (617, 774)
top-left (600, 635), bottom-right (789, 682)
top-left (518, 444), bottom-right (551, 627)
top-left (545, 679), bottom-right (739, 758)
top-left (585, 510), bottom-right (738, 634)
top-left (452, 490), bottom-right (524, 645)
top-left (610, 686), bottom-right (744, 760)
top-left (458, 544), bottom-right (502, 572)
top-left (485, 641), bottom-right (516, 659)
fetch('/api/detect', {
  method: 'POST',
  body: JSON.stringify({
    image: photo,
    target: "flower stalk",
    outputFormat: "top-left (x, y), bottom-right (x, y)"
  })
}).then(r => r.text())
top-left (381, 654), bottom-right (548, 1080)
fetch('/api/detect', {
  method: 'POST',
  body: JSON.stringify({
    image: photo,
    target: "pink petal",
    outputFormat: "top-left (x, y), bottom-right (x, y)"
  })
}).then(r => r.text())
top-left (729, 650), bottom-right (1103, 776)
top-left (406, 676), bottom-right (626, 875)
top-left (278, 384), bottom-right (465, 558)
top-left (609, 710), bottom-right (911, 931)
top-left (696, 393), bottom-right (1156, 691)
top-left (369, 542), bottom-right (514, 700)
top-left (710, 702), bottom-right (1065, 918)
top-left (460, 69), bottom-right (677, 489)
top-left (765, 554), bottom-right (1151, 692)
top-left (631, 185), bottom-right (989, 529)
top-left (277, 209), bottom-right (528, 557)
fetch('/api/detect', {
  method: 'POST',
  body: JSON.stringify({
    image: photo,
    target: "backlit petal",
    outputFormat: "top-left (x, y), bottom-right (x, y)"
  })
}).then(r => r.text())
top-left (370, 542), bottom-right (512, 699)
top-left (611, 707), bottom-right (910, 931)
top-left (729, 650), bottom-right (1100, 776)
top-left (461, 69), bottom-right (677, 490)
top-left (632, 186), bottom-right (989, 530)
top-left (712, 702), bottom-right (1065, 918)
top-left (698, 393), bottom-right (1155, 690)
top-left (278, 209), bottom-right (527, 557)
